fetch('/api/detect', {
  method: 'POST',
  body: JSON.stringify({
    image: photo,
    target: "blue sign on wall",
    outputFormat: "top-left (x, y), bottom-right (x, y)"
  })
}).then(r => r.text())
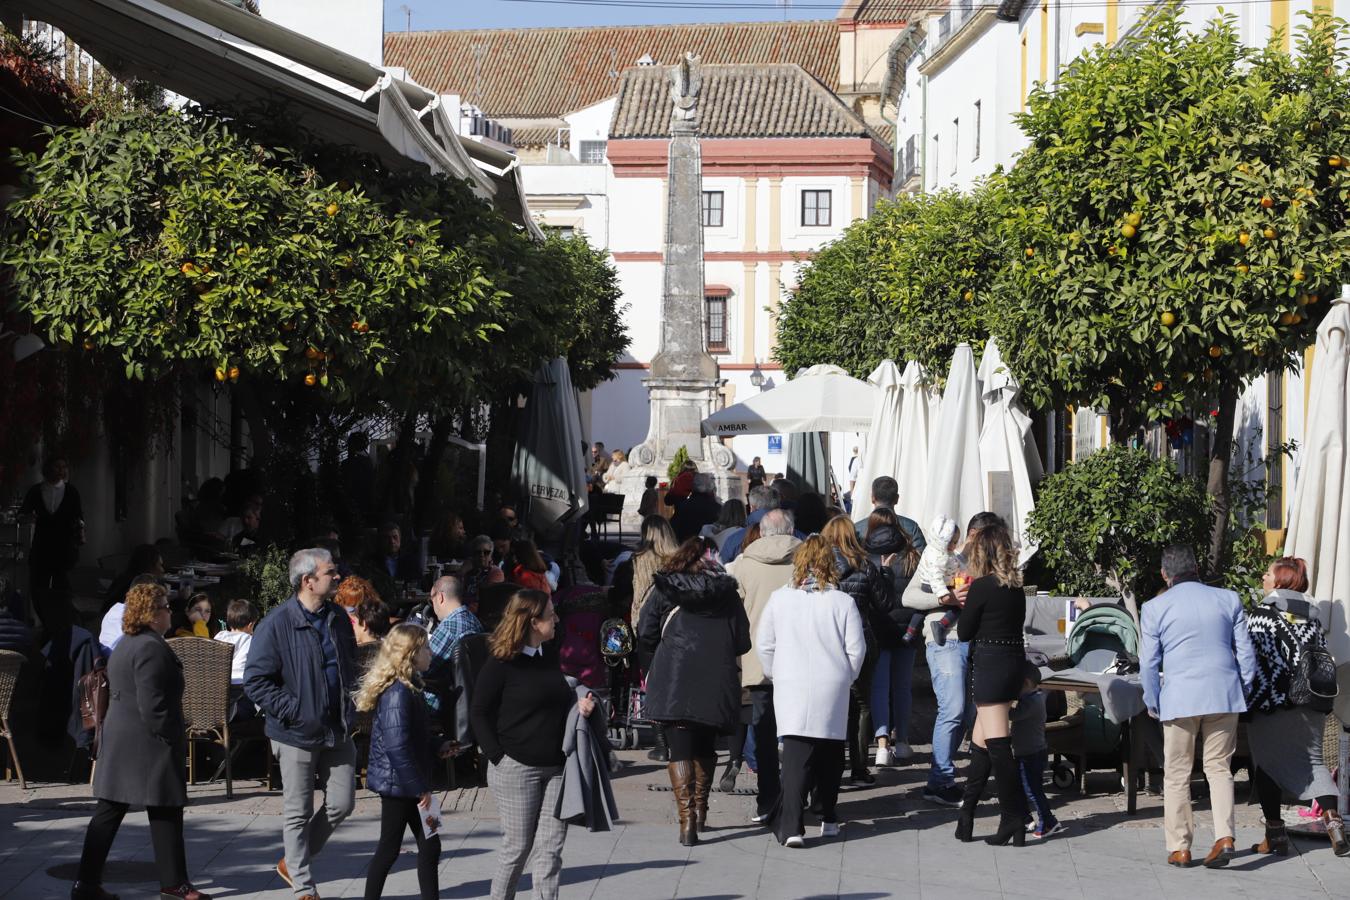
top-left (767, 435), bottom-right (783, 455)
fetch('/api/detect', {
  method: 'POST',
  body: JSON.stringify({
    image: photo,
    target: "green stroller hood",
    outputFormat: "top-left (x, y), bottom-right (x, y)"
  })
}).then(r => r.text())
top-left (1066, 604), bottom-right (1139, 672)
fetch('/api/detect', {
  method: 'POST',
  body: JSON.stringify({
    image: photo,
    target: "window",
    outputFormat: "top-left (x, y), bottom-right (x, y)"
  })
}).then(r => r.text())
top-left (543, 225), bottom-right (576, 239)
top-left (952, 118), bottom-right (960, 174)
top-left (701, 191), bottom-right (724, 227)
top-left (578, 140), bottom-right (607, 164)
top-left (705, 295), bottom-right (728, 351)
top-left (973, 100), bottom-right (982, 160)
top-left (801, 190), bottom-right (831, 227)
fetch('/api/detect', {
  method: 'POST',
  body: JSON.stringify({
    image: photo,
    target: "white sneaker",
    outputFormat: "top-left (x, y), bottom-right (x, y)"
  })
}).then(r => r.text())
top-left (892, 742), bottom-right (914, 761)
top-left (819, 821), bottom-right (841, 838)
top-left (784, 834), bottom-right (805, 849)
top-left (875, 746), bottom-right (893, 767)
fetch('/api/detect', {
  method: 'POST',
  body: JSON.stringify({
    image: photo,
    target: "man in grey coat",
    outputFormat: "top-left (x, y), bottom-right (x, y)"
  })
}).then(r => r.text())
top-left (1141, 544), bottom-right (1256, 870)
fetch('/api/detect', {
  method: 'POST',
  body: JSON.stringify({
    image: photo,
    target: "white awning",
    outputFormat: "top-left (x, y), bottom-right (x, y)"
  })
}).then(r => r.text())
top-left (9, 0), bottom-right (540, 233)
top-left (701, 364), bottom-right (877, 436)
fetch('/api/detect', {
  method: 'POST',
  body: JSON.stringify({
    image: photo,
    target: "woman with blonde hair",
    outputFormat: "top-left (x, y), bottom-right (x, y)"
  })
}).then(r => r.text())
top-left (73, 582), bottom-right (211, 900)
top-left (756, 535), bottom-right (865, 848)
top-left (954, 519), bottom-right (1027, 846)
top-left (357, 623), bottom-right (455, 900)
top-left (470, 590), bottom-right (597, 900)
top-left (602, 449), bottom-right (631, 492)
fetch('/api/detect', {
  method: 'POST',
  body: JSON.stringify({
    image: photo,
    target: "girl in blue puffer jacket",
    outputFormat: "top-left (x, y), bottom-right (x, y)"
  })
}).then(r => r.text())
top-left (355, 623), bottom-right (456, 900)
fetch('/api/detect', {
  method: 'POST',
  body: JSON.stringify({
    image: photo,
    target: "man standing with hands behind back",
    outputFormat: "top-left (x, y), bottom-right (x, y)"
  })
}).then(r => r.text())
top-left (245, 548), bottom-right (357, 900)
top-left (1140, 544), bottom-right (1256, 870)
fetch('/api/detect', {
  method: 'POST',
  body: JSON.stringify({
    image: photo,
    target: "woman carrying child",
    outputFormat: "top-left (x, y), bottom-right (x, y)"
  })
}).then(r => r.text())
top-left (356, 623), bottom-right (458, 900)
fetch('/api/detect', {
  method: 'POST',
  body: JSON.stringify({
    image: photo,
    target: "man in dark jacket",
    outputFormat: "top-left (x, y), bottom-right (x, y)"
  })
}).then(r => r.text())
top-left (854, 475), bottom-right (926, 555)
top-left (18, 455), bottom-right (83, 624)
top-left (667, 473), bottom-right (722, 543)
top-left (244, 548), bottom-right (357, 899)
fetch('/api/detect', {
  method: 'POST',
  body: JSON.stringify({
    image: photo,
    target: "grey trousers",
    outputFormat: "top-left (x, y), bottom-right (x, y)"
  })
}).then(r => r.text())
top-left (487, 756), bottom-right (568, 900)
top-left (273, 738), bottom-right (356, 898)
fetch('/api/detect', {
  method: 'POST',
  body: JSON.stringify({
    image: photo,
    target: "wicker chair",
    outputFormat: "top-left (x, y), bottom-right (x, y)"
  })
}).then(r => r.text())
top-left (167, 637), bottom-right (241, 798)
top-left (0, 650), bottom-right (26, 789)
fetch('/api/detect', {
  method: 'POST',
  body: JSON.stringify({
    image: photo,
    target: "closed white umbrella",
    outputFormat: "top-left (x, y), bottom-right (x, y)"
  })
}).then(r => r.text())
top-left (701, 364), bottom-right (876, 436)
top-left (977, 338), bottom-right (1044, 565)
top-left (924, 344), bottom-right (985, 535)
top-left (851, 360), bottom-right (903, 523)
top-left (1284, 296), bottom-right (1350, 724)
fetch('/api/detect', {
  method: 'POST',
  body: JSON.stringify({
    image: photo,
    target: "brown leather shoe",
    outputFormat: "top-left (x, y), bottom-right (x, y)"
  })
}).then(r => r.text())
top-left (1203, 837), bottom-right (1235, 868)
top-left (1167, 850), bottom-right (1192, 868)
top-left (276, 858), bottom-right (293, 889)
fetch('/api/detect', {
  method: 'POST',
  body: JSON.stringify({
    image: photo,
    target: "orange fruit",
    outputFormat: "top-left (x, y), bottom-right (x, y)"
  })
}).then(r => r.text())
top-left (325, 202), bottom-right (339, 217)
top-left (228, 367), bottom-right (240, 381)
top-left (1152, 381), bottom-right (1164, 392)
top-left (1125, 212), bottom-right (1142, 227)
top-left (1292, 313), bottom-right (1304, 324)
top-left (1293, 269), bottom-right (1306, 282)
top-left (82, 339), bottom-right (95, 352)
top-left (1331, 155), bottom-right (1344, 168)
top-left (1208, 346), bottom-right (1222, 358)
top-left (1121, 224), bottom-right (1136, 239)
top-left (1238, 232), bottom-right (1250, 246)
top-left (214, 367), bottom-right (226, 382)
top-left (1263, 227), bottom-right (1277, 239)
top-left (1279, 312), bottom-right (1296, 325)
top-left (1236, 263), bottom-right (1250, 274)
top-left (1025, 247), bottom-right (1035, 258)
top-left (1261, 195), bottom-right (1274, 209)
top-left (963, 291), bottom-right (973, 301)
top-left (1160, 311), bottom-right (1176, 326)
top-left (304, 373), bottom-right (318, 386)
top-left (305, 347), bottom-right (320, 360)
top-left (180, 262), bottom-right (196, 275)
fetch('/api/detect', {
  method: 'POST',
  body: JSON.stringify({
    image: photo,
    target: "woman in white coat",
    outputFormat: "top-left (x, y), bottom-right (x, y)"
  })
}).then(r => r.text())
top-left (756, 534), bottom-right (866, 848)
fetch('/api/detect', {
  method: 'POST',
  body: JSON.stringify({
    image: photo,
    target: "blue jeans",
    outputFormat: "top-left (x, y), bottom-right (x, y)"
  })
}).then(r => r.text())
top-left (926, 639), bottom-right (970, 789)
top-left (870, 646), bottom-right (917, 742)
top-left (1019, 750), bottom-right (1055, 830)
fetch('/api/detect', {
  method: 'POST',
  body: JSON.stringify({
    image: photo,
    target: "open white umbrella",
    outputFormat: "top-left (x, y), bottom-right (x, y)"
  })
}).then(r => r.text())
top-left (977, 339), bottom-right (1044, 565)
top-left (701, 364), bottom-right (876, 436)
top-left (511, 358), bottom-right (590, 537)
top-left (924, 344), bottom-right (985, 535)
top-left (1284, 296), bottom-right (1350, 724)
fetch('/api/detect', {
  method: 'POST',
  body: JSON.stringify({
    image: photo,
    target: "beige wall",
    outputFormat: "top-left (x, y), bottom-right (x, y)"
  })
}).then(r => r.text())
top-left (839, 26), bottom-right (905, 93)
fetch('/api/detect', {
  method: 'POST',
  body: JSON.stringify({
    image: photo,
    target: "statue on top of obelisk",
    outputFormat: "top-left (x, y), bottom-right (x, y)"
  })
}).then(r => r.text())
top-left (622, 53), bottom-right (738, 515)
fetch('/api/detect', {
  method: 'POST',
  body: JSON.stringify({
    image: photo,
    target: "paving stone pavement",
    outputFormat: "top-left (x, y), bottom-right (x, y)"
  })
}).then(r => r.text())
top-left (2, 746), bottom-right (1347, 899)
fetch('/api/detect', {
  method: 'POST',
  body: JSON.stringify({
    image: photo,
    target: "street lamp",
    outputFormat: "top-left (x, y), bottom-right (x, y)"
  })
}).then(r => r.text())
top-left (749, 361), bottom-right (764, 389)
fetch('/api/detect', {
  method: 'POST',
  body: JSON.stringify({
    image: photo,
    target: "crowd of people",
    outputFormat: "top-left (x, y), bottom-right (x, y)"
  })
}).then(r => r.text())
top-left (5, 448), bottom-right (1344, 899)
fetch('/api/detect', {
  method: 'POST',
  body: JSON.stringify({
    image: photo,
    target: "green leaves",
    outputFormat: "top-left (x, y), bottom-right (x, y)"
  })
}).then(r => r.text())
top-left (993, 10), bottom-right (1350, 426)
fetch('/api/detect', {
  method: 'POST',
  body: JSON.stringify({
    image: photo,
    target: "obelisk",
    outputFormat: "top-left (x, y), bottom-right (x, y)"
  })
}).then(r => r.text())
top-left (623, 54), bottom-right (737, 515)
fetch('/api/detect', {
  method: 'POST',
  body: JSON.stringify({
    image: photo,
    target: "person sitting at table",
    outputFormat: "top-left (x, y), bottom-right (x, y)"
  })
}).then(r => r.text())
top-left (462, 535), bottom-right (505, 609)
top-left (173, 593), bottom-right (217, 639)
top-left (215, 599), bottom-right (260, 721)
top-left (509, 539), bottom-right (552, 594)
top-left (100, 574), bottom-right (159, 655)
top-left (103, 544), bottom-right (164, 615)
top-left (363, 522), bottom-right (423, 596)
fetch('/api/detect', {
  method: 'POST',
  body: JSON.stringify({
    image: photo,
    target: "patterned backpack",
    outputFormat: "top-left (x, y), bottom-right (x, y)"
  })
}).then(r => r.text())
top-left (1247, 605), bottom-right (1338, 714)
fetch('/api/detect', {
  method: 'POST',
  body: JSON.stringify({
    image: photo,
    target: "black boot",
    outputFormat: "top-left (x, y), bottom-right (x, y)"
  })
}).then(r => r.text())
top-left (955, 743), bottom-right (991, 842)
top-left (984, 737), bottom-right (1026, 847)
top-left (647, 724), bottom-right (669, 762)
top-left (718, 758), bottom-right (742, 793)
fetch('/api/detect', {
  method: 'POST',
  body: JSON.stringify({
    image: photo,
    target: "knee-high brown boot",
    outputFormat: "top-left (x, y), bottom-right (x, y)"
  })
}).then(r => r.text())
top-left (692, 755), bottom-right (716, 832)
top-left (668, 761), bottom-right (698, 846)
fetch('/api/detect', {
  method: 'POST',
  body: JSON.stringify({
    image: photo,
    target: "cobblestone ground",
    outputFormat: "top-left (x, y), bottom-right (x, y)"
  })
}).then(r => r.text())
top-left (2, 740), bottom-right (1346, 899)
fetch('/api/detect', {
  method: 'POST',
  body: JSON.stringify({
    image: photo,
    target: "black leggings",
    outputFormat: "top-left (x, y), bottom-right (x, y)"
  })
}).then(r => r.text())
top-left (1252, 766), bottom-right (1338, 822)
top-left (665, 723), bottom-right (718, 762)
top-left (77, 799), bottom-right (187, 889)
top-left (365, 795), bottom-right (442, 900)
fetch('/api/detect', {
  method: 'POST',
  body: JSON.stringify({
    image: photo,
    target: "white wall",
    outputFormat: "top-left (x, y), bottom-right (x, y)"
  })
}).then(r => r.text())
top-left (262, 0), bottom-right (385, 67)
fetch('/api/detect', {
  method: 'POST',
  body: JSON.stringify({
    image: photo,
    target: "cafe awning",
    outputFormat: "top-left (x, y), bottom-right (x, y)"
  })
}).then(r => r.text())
top-left (7, 0), bottom-right (542, 234)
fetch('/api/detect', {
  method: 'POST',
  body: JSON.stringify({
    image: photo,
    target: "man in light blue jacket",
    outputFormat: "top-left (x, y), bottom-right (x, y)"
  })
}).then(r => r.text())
top-left (1141, 545), bottom-right (1256, 870)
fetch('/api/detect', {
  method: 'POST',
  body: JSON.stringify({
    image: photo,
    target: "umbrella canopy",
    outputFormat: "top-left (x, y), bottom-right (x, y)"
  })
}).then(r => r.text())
top-left (701, 364), bottom-right (876, 436)
top-left (1284, 296), bottom-right (1350, 723)
top-left (511, 358), bottom-right (590, 536)
top-left (924, 344), bottom-right (985, 535)
top-left (978, 339), bottom-right (1044, 565)
top-left (852, 360), bottom-right (940, 525)
top-left (787, 431), bottom-right (830, 497)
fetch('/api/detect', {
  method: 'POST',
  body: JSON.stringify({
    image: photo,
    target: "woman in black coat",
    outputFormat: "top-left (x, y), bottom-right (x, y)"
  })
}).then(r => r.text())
top-left (820, 515), bottom-right (903, 786)
top-left (73, 583), bottom-right (210, 900)
top-left (637, 537), bottom-right (750, 846)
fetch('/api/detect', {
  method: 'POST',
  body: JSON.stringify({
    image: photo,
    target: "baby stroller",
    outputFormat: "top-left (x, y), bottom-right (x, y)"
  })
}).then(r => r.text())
top-left (1046, 604), bottom-right (1140, 792)
top-left (599, 617), bottom-right (646, 749)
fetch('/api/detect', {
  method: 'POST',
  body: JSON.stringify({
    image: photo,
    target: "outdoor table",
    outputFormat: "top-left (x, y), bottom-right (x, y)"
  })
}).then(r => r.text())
top-left (1039, 669), bottom-right (1151, 814)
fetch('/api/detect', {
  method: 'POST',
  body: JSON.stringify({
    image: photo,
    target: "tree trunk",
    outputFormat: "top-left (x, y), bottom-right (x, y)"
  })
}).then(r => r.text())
top-left (1205, 378), bottom-right (1240, 579)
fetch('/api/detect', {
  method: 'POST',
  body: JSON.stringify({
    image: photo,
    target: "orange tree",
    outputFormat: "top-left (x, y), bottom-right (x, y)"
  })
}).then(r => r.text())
top-left (991, 9), bottom-right (1350, 572)
top-left (775, 184), bottom-right (1002, 380)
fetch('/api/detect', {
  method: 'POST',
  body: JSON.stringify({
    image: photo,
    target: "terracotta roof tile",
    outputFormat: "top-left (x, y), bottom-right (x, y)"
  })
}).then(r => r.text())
top-left (384, 20), bottom-right (840, 120)
top-left (610, 63), bottom-right (875, 140)
top-left (849, 0), bottom-right (929, 23)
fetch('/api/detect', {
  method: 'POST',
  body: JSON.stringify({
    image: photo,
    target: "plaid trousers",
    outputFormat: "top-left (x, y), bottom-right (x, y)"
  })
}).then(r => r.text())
top-left (487, 756), bottom-right (568, 900)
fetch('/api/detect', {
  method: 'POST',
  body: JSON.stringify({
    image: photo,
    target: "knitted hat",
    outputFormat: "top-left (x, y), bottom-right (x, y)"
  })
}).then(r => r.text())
top-left (928, 514), bottom-right (959, 549)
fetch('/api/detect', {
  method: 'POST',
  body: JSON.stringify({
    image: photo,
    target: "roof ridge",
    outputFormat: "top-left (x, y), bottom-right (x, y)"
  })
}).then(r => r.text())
top-left (387, 19), bottom-right (836, 39)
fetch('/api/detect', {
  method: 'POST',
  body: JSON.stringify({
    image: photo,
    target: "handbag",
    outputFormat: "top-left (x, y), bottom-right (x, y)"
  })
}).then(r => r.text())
top-left (1254, 606), bottom-right (1339, 713)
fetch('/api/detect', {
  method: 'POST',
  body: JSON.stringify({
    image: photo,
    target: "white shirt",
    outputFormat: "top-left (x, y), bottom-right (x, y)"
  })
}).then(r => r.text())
top-left (214, 630), bottom-right (253, 684)
top-left (847, 455), bottom-right (862, 484)
top-left (99, 603), bottom-right (125, 654)
top-left (40, 480), bottom-right (66, 515)
top-left (521, 643), bottom-right (542, 657)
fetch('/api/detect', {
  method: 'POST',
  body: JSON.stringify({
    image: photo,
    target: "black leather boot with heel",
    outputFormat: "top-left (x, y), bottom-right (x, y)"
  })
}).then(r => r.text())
top-left (984, 737), bottom-right (1026, 847)
top-left (954, 743), bottom-right (991, 842)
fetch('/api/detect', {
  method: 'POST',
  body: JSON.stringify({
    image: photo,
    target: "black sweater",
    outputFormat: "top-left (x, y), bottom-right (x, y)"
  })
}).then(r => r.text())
top-left (469, 647), bottom-right (575, 767)
top-left (957, 575), bottom-right (1026, 644)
